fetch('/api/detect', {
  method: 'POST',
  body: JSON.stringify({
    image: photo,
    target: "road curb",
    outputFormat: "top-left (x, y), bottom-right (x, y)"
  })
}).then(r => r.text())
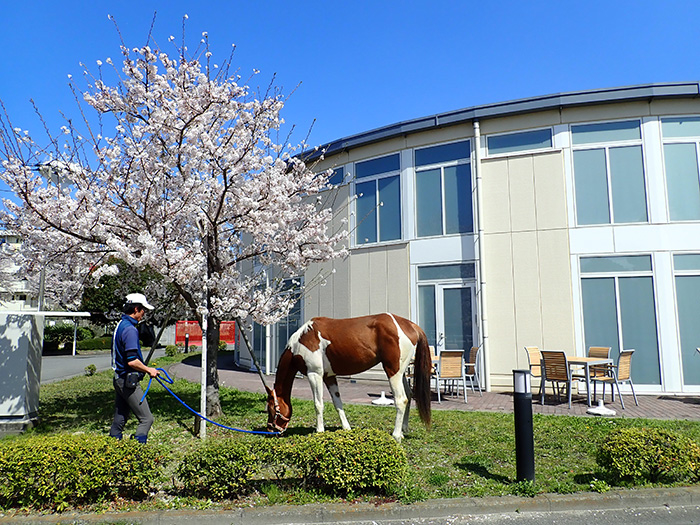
top-left (2, 486), bottom-right (699, 524)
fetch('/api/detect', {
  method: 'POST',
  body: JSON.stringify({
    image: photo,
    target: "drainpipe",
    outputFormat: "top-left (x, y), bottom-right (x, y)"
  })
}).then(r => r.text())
top-left (473, 121), bottom-right (491, 391)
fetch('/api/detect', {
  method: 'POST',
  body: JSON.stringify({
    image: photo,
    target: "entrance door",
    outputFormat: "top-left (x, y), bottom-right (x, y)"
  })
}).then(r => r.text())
top-left (419, 284), bottom-right (476, 355)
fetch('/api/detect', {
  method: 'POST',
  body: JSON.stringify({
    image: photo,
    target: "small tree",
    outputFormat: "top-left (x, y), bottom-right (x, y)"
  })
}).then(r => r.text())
top-left (0, 17), bottom-right (345, 417)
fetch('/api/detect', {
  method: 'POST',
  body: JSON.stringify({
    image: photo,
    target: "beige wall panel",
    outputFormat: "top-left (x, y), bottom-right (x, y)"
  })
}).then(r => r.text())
top-left (384, 245), bottom-right (411, 318)
top-left (537, 229), bottom-right (575, 352)
top-left (649, 98), bottom-right (700, 117)
top-left (533, 152), bottom-right (568, 230)
top-left (511, 231), bottom-right (543, 355)
top-left (405, 124), bottom-right (473, 149)
top-left (345, 138), bottom-right (406, 165)
top-left (304, 254), bottom-right (352, 320)
top-left (561, 101), bottom-right (651, 125)
top-left (480, 110), bottom-right (561, 135)
top-left (349, 250), bottom-right (371, 315)
top-left (507, 156), bottom-right (537, 232)
top-left (369, 250), bottom-right (389, 314)
top-left (483, 232), bottom-right (517, 379)
top-left (481, 159), bottom-right (512, 234)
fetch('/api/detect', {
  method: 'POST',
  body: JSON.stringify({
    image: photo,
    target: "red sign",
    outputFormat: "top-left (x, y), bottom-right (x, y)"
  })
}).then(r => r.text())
top-left (175, 320), bottom-right (235, 345)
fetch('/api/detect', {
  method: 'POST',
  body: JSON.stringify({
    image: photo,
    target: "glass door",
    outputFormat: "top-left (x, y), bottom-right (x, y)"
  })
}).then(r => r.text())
top-left (419, 283), bottom-right (475, 355)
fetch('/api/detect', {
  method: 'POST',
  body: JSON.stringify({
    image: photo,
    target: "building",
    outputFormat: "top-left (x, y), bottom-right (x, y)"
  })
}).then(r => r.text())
top-left (240, 82), bottom-right (700, 396)
top-left (0, 230), bottom-right (35, 311)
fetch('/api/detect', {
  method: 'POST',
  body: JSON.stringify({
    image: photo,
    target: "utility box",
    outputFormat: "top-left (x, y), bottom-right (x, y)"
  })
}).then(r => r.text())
top-left (0, 313), bottom-right (44, 435)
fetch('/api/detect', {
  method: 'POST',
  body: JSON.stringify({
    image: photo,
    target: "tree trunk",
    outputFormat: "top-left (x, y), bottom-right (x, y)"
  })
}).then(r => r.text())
top-left (206, 315), bottom-right (222, 418)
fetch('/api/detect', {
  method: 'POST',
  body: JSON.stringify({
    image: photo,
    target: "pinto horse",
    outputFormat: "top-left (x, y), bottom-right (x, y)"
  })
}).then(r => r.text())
top-left (266, 313), bottom-right (432, 442)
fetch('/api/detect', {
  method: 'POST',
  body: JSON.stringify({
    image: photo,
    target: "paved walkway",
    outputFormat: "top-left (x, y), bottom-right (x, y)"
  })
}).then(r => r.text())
top-left (169, 354), bottom-right (700, 421)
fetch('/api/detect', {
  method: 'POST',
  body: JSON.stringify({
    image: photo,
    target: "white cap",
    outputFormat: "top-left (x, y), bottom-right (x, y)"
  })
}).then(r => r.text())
top-left (125, 293), bottom-right (155, 310)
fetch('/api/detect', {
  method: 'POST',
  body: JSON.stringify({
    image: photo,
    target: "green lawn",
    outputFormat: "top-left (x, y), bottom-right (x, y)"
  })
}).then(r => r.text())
top-left (23, 352), bottom-right (700, 508)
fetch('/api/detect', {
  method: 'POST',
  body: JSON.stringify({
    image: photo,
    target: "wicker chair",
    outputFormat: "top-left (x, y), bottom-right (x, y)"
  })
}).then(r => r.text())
top-left (540, 350), bottom-right (573, 408)
top-left (465, 346), bottom-right (482, 396)
top-left (524, 346), bottom-right (543, 400)
top-left (433, 350), bottom-right (468, 403)
top-left (591, 349), bottom-right (639, 408)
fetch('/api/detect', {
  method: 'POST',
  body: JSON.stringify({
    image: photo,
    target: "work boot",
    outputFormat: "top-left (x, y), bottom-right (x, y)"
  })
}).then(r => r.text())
top-left (134, 434), bottom-right (148, 444)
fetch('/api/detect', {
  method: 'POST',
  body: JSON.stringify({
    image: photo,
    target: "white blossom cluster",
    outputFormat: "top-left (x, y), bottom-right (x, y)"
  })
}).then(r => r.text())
top-left (0, 41), bottom-right (346, 324)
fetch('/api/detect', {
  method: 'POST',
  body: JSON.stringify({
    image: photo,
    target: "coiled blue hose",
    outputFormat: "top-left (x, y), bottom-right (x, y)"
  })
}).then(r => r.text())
top-left (141, 368), bottom-right (280, 435)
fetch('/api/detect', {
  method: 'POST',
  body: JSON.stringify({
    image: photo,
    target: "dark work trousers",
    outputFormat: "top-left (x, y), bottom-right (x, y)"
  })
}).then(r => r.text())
top-left (109, 375), bottom-right (154, 443)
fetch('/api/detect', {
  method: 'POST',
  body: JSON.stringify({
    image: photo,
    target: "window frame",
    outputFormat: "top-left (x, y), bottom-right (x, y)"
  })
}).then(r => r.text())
top-left (660, 115), bottom-right (700, 222)
top-left (352, 153), bottom-right (402, 247)
top-left (414, 140), bottom-right (473, 238)
top-left (570, 119), bottom-right (650, 226)
top-left (485, 127), bottom-right (554, 157)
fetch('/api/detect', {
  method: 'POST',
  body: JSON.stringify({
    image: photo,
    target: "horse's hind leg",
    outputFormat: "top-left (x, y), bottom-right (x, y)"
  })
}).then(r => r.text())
top-left (388, 373), bottom-right (409, 442)
top-left (402, 374), bottom-right (412, 433)
top-left (324, 376), bottom-right (351, 430)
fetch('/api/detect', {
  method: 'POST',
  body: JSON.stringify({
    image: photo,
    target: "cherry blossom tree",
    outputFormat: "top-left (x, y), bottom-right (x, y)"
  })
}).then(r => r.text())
top-left (0, 19), bottom-right (346, 417)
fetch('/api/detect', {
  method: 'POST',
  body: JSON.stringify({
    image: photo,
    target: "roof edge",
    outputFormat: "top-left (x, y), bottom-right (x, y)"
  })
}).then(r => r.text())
top-left (302, 81), bottom-right (700, 162)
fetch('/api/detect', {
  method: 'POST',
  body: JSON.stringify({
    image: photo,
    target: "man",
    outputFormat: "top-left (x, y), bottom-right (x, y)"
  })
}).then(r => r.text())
top-left (109, 292), bottom-right (160, 444)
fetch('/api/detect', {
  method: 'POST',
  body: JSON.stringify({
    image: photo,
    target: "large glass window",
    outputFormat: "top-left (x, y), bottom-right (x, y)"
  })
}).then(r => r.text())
top-left (486, 128), bottom-right (552, 155)
top-left (662, 117), bottom-right (700, 221)
top-left (415, 141), bottom-right (472, 238)
top-left (580, 255), bottom-right (661, 385)
top-left (572, 120), bottom-right (648, 225)
top-left (673, 254), bottom-right (700, 386)
top-left (354, 153), bottom-right (401, 245)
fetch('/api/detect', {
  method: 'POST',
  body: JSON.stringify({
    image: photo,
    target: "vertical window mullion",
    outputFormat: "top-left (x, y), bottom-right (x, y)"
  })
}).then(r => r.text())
top-left (440, 167), bottom-right (447, 235)
top-left (606, 147), bottom-right (615, 224)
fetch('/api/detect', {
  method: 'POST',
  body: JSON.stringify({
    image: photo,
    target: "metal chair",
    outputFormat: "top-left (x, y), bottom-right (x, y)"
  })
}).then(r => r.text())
top-left (433, 350), bottom-right (468, 403)
top-left (540, 350), bottom-right (573, 408)
top-left (465, 346), bottom-right (482, 396)
top-left (591, 349), bottom-right (639, 408)
top-left (524, 346), bottom-right (543, 400)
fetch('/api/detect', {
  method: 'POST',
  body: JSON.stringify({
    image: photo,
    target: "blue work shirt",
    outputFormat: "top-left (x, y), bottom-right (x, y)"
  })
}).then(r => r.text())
top-left (112, 314), bottom-right (144, 376)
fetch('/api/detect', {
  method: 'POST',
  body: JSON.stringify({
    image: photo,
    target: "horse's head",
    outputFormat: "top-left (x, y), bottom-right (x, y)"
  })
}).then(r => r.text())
top-left (266, 386), bottom-right (291, 434)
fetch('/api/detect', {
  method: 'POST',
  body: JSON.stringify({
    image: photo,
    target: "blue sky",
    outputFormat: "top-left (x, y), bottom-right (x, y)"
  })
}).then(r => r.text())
top-left (1, 1), bottom-right (700, 205)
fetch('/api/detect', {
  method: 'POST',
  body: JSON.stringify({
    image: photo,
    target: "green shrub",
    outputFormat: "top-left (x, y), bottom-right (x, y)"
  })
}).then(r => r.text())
top-left (218, 340), bottom-right (228, 352)
top-left (84, 364), bottom-right (97, 376)
top-left (165, 344), bottom-right (180, 357)
top-left (77, 326), bottom-right (94, 341)
top-left (44, 323), bottom-right (76, 344)
top-left (177, 439), bottom-right (263, 499)
top-left (76, 336), bottom-right (112, 350)
top-left (283, 429), bottom-right (408, 495)
top-left (597, 427), bottom-right (700, 483)
top-left (0, 434), bottom-right (164, 510)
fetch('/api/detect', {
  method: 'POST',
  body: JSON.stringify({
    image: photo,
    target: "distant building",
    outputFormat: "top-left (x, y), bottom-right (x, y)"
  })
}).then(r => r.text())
top-left (0, 231), bottom-right (35, 311)
top-left (238, 82), bottom-right (700, 397)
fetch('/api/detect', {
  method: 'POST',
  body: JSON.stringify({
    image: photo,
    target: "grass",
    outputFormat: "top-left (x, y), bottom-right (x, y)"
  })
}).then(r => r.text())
top-left (12, 351), bottom-right (700, 511)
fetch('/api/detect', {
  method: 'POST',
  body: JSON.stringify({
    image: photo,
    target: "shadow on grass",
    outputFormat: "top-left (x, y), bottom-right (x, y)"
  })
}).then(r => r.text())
top-left (455, 458), bottom-right (511, 484)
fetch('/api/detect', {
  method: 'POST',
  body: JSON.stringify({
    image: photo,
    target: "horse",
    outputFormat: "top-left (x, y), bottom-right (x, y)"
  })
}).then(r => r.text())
top-left (265, 313), bottom-right (432, 442)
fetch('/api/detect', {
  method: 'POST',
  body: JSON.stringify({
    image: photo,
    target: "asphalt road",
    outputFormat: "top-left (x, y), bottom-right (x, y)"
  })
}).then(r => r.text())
top-left (40, 349), bottom-right (165, 383)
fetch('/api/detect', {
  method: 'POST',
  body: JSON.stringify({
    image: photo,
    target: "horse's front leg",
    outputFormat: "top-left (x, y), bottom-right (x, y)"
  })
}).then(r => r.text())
top-left (388, 373), bottom-right (409, 442)
top-left (324, 376), bottom-right (351, 430)
top-left (307, 372), bottom-right (326, 432)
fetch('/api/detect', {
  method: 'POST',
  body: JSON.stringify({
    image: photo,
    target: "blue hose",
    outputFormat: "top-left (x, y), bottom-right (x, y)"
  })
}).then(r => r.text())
top-left (141, 368), bottom-right (280, 436)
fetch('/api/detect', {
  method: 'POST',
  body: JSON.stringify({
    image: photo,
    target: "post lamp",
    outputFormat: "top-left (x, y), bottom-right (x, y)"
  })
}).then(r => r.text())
top-left (513, 369), bottom-right (535, 483)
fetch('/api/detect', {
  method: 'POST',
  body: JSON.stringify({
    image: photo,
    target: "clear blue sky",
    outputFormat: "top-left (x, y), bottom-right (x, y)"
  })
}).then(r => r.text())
top-left (1, 0), bottom-right (699, 205)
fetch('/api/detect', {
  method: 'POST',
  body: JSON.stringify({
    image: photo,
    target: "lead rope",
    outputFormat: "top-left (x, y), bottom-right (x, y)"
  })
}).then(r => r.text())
top-left (140, 368), bottom-right (280, 435)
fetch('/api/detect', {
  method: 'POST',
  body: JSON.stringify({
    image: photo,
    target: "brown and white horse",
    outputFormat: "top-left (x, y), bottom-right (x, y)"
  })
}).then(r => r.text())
top-left (265, 313), bottom-right (432, 442)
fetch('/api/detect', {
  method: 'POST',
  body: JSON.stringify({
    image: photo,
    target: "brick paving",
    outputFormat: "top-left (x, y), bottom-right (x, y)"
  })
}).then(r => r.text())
top-left (169, 354), bottom-right (700, 422)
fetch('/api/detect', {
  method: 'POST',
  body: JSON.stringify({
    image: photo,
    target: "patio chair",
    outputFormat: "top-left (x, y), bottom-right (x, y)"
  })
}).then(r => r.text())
top-left (524, 346), bottom-right (543, 400)
top-left (587, 346), bottom-right (611, 379)
top-left (465, 346), bottom-right (482, 396)
top-left (591, 349), bottom-right (638, 408)
top-left (433, 350), bottom-right (468, 403)
top-left (540, 350), bottom-right (573, 408)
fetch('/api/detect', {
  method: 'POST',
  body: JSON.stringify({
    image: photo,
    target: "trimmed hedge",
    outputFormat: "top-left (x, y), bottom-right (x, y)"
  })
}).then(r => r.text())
top-left (76, 336), bottom-right (112, 350)
top-left (0, 434), bottom-right (164, 510)
top-left (597, 427), bottom-right (700, 483)
top-left (177, 439), bottom-right (264, 499)
top-left (282, 429), bottom-right (408, 495)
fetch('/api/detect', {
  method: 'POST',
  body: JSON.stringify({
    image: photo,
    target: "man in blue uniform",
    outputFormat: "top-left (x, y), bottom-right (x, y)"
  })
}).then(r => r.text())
top-left (109, 293), bottom-right (161, 443)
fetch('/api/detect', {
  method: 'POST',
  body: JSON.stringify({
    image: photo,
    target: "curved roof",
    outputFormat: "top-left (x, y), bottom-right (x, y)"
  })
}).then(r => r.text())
top-left (304, 82), bottom-right (700, 161)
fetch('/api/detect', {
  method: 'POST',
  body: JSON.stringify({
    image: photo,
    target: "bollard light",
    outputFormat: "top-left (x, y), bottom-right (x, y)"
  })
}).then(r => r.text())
top-left (513, 369), bottom-right (535, 483)
top-left (185, 333), bottom-right (190, 354)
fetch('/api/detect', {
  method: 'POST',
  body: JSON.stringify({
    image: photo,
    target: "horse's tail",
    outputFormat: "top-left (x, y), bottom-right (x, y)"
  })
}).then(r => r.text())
top-left (413, 327), bottom-right (432, 430)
